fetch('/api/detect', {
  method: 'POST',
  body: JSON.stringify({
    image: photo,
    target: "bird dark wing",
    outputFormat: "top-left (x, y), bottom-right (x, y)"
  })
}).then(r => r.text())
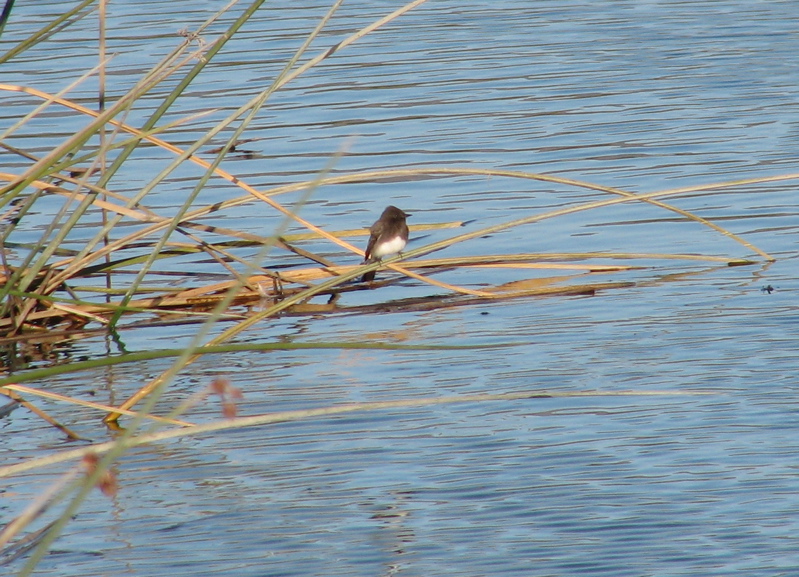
top-left (364, 221), bottom-right (384, 261)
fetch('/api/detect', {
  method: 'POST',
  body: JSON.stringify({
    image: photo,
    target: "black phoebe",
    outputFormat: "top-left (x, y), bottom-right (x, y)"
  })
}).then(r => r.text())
top-left (362, 205), bottom-right (410, 282)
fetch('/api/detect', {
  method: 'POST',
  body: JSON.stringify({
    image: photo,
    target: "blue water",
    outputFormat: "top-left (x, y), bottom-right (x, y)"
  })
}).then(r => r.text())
top-left (2, 1), bottom-right (799, 575)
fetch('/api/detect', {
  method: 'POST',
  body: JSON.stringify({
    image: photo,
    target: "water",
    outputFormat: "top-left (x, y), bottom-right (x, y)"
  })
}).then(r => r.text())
top-left (2, 0), bottom-right (799, 575)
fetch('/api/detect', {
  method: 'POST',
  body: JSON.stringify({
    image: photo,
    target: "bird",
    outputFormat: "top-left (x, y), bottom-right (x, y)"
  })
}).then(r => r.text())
top-left (362, 205), bottom-right (411, 282)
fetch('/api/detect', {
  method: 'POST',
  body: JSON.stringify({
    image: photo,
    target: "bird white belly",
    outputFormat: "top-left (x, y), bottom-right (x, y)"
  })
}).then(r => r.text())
top-left (372, 235), bottom-right (407, 259)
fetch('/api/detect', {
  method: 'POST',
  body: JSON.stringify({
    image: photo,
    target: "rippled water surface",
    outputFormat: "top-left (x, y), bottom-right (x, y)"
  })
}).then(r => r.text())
top-left (2, 1), bottom-right (799, 575)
